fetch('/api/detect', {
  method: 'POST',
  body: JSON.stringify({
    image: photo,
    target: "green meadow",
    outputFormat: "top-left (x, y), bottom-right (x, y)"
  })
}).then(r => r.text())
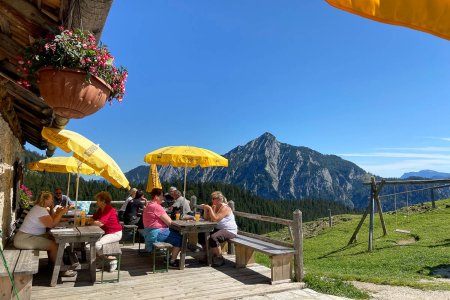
top-left (256, 198), bottom-right (450, 298)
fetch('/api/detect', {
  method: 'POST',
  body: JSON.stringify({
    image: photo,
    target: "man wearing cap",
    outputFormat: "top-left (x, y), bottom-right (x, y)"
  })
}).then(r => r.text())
top-left (169, 187), bottom-right (191, 217)
top-left (118, 188), bottom-right (137, 221)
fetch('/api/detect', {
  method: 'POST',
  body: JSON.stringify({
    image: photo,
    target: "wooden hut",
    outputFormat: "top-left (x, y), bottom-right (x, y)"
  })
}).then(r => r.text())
top-left (0, 0), bottom-right (114, 246)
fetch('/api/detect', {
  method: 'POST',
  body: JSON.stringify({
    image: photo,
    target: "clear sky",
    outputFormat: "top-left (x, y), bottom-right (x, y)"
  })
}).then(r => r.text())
top-left (27, 1), bottom-right (450, 178)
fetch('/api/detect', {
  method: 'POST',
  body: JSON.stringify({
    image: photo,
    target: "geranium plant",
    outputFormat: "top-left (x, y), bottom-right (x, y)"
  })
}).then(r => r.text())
top-left (17, 26), bottom-right (128, 102)
top-left (19, 184), bottom-right (33, 209)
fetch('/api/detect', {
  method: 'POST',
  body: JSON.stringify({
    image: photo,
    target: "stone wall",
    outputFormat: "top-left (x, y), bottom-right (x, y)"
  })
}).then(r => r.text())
top-left (0, 114), bottom-right (23, 245)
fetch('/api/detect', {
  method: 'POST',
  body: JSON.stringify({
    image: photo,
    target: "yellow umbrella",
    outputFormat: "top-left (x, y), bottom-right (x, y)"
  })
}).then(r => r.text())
top-left (144, 146), bottom-right (228, 196)
top-left (325, 0), bottom-right (450, 41)
top-left (28, 156), bottom-right (98, 207)
top-left (146, 164), bottom-right (162, 192)
top-left (41, 127), bottom-right (130, 190)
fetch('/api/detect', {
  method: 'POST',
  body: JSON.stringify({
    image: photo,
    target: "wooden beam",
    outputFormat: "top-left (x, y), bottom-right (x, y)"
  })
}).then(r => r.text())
top-left (234, 211), bottom-right (293, 226)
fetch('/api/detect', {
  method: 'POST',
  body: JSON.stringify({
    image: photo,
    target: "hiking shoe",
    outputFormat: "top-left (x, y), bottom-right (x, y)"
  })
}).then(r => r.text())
top-left (169, 260), bottom-right (179, 268)
top-left (212, 256), bottom-right (225, 267)
top-left (61, 270), bottom-right (77, 277)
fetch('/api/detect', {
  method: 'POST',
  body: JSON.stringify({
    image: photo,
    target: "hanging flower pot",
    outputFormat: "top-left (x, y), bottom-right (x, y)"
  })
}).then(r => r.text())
top-left (38, 68), bottom-right (111, 119)
top-left (16, 26), bottom-right (128, 119)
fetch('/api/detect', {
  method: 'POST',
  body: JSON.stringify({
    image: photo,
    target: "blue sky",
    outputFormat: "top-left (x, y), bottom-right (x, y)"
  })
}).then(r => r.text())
top-left (27, 1), bottom-right (450, 178)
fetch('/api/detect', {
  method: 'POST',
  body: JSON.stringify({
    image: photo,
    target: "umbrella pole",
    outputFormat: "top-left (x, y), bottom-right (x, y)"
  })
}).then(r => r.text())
top-left (66, 173), bottom-right (71, 206)
top-left (75, 172), bottom-right (80, 222)
top-left (183, 166), bottom-right (187, 197)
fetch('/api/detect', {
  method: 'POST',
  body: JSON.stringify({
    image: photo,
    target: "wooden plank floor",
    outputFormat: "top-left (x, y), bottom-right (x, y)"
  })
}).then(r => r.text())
top-left (31, 244), bottom-right (304, 300)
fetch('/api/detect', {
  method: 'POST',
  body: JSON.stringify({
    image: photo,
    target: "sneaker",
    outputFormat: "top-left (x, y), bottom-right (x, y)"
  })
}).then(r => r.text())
top-left (212, 256), bottom-right (225, 267)
top-left (108, 259), bottom-right (118, 272)
top-left (60, 270), bottom-right (77, 277)
top-left (169, 260), bottom-right (179, 268)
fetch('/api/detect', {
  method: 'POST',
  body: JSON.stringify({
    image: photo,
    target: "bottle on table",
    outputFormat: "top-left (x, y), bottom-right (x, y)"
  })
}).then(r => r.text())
top-left (80, 210), bottom-right (86, 226)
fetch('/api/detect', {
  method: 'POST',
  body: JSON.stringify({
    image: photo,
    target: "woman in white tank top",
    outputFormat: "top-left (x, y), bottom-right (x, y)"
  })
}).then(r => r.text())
top-left (201, 191), bottom-right (238, 267)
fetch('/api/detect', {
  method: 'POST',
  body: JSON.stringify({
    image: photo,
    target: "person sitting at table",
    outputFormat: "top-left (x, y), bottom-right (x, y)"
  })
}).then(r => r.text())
top-left (118, 187), bottom-right (137, 221)
top-left (91, 191), bottom-right (122, 271)
top-left (123, 189), bottom-right (146, 227)
top-left (54, 187), bottom-right (74, 208)
top-left (14, 191), bottom-right (78, 277)
top-left (169, 187), bottom-right (191, 219)
top-left (199, 191), bottom-right (237, 267)
top-left (142, 188), bottom-right (182, 268)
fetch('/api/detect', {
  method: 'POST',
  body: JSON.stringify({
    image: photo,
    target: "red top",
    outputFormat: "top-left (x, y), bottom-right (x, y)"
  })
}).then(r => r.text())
top-left (143, 201), bottom-right (167, 229)
top-left (93, 204), bottom-right (122, 234)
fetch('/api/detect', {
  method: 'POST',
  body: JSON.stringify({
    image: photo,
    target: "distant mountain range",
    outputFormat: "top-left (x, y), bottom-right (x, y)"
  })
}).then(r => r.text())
top-left (126, 132), bottom-right (372, 209)
top-left (401, 170), bottom-right (450, 180)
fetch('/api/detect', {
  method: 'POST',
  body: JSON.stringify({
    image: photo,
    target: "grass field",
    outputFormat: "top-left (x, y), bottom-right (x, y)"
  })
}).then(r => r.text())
top-left (256, 198), bottom-right (450, 298)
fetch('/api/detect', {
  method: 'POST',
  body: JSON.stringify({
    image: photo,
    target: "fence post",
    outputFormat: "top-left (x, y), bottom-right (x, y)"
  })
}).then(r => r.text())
top-left (292, 209), bottom-right (303, 282)
top-left (328, 209), bottom-right (332, 227)
top-left (190, 195), bottom-right (197, 212)
top-left (228, 200), bottom-right (236, 255)
top-left (431, 188), bottom-right (435, 209)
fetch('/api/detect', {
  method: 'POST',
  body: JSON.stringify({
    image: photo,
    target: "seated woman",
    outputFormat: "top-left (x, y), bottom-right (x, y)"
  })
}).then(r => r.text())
top-left (199, 191), bottom-right (238, 267)
top-left (91, 191), bottom-right (122, 262)
top-left (142, 188), bottom-right (182, 268)
top-left (14, 191), bottom-right (76, 276)
top-left (123, 190), bottom-right (145, 227)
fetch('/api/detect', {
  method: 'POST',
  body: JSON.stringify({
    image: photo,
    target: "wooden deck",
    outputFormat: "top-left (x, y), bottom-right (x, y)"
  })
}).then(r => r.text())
top-left (30, 244), bottom-right (304, 299)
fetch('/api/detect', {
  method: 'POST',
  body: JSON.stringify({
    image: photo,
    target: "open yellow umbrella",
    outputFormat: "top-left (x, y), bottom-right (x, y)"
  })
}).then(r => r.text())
top-left (146, 164), bottom-right (162, 192)
top-left (41, 127), bottom-right (130, 190)
top-left (144, 146), bottom-right (228, 196)
top-left (325, 0), bottom-right (450, 41)
top-left (28, 156), bottom-right (98, 207)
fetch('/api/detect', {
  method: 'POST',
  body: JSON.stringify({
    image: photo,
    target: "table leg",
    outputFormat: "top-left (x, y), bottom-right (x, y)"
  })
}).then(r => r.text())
top-left (179, 234), bottom-right (188, 270)
top-left (50, 243), bottom-right (65, 287)
top-left (89, 241), bottom-right (96, 282)
top-left (205, 231), bottom-right (212, 266)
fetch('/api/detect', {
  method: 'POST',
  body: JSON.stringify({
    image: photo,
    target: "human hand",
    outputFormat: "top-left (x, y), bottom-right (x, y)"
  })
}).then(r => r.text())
top-left (56, 206), bottom-right (69, 215)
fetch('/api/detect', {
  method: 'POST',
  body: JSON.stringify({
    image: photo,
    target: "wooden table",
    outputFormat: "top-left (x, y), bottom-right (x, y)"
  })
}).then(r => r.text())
top-left (170, 220), bottom-right (216, 270)
top-left (49, 226), bottom-right (104, 286)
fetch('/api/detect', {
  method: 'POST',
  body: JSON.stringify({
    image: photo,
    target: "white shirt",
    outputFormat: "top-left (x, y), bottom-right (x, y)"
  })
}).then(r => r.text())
top-left (120, 196), bottom-right (133, 212)
top-left (20, 205), bottom-right (49, 235)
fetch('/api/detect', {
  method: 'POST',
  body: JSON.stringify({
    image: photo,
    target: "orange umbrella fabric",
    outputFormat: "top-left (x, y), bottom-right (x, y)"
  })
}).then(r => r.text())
top-left (325, 0), bottom-right (450, 40)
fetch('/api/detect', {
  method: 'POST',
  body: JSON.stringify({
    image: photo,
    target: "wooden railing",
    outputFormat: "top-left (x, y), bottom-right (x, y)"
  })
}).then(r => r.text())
top-left (192, 198), bottom-right (303, 282)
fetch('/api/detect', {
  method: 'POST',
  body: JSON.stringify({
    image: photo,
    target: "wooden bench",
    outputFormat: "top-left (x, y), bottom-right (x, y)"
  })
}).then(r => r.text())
top-left (230, 234), bottom-right (295, 284)
top-left (0, 249), bottom-right (40, 300)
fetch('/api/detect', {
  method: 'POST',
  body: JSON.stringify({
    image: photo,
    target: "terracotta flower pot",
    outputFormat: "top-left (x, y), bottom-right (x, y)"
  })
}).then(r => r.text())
top-left (38, 68), bottom-right (112, 119)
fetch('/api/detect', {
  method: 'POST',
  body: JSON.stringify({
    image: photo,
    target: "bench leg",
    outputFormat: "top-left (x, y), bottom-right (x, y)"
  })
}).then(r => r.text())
top-left (13, 274), bottom-right (33, 300)
top-left (270, 254), bottom-right (293, 284)
top-left (235, 245), bottom-right (255, 268)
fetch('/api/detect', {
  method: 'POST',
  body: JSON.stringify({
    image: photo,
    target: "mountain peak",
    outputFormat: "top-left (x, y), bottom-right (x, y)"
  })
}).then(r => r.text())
top-left (256, 132), bottom-right (276, 142)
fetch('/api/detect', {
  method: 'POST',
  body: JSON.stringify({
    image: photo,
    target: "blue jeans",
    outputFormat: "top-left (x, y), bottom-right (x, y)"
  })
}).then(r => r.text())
top-left (143, 227), bottom-right (182, 252)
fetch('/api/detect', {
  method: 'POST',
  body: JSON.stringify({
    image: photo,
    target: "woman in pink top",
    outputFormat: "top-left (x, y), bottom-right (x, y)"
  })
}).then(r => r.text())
top-left (92, 191), bottom-right (122, 256)
top-left (142, 188), bottom-right (182, 267)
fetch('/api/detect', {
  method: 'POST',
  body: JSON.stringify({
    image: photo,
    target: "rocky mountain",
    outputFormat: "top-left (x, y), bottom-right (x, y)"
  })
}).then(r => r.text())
top-left (126, 132), bottom-right (372, 209)
top-left (401, 170), bottom-right (450, 180)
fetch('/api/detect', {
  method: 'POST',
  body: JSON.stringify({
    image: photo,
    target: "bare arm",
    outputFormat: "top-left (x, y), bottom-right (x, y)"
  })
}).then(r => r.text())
top-left (39, 206), bottom-right (68, 228)
top-left (159, 213), bottom-right (172, 226)
top-left (204, 205), bottom-right (231, 222)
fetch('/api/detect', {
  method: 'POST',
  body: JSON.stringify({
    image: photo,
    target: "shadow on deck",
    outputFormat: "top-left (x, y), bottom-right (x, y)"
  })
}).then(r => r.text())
top-left (31, 244), bottom-right (304, 299)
